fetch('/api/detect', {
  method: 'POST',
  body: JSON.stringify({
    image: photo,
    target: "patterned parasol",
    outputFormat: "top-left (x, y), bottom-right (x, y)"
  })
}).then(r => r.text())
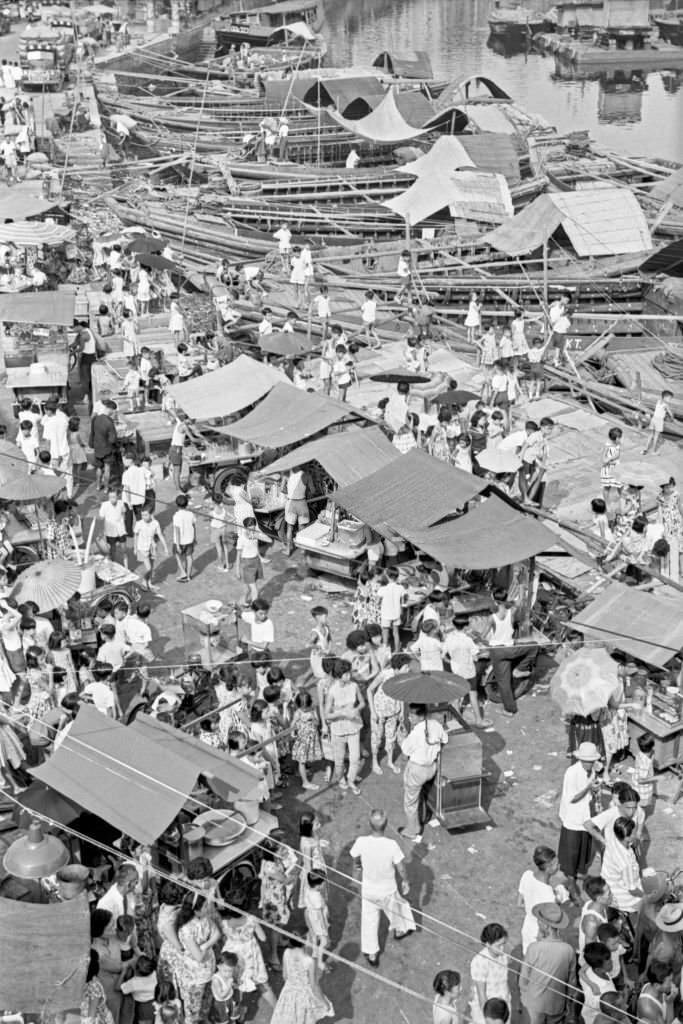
top-left (550, 647), bottom-right (619, 717)
top-left (11, 559), bottom-right (82, 612)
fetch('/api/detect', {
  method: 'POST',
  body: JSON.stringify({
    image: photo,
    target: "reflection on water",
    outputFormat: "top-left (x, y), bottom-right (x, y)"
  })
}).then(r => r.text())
top-left (323, 0), bottom-right (683, 161)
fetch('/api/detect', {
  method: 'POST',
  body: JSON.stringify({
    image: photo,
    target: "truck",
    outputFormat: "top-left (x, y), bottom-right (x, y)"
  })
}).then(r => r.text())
top-left (17, 22), bottom-right (74, 90)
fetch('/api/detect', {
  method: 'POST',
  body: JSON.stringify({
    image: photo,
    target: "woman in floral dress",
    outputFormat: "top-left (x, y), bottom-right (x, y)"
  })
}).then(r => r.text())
top-left (258, 839), bottom-right (298, 968)
top-left (220, 909), bottom-right (275, 1010)
top-left (428, 410), bottom-right (453, 463)
top-left (174, 894), bottom-right (221, 1024)
top-left (351, 568), bottom-right (371, 627)
top-left (290, 692), bottom-right (323, 791)
top-left (658, 478), bottom-right (682, 583)
top-left (81, 950), bottom-right (115, 1024)
top-left (269, 934), bottom-right (333, 1024)
top-left (297, 812), bottom-right (328, 910)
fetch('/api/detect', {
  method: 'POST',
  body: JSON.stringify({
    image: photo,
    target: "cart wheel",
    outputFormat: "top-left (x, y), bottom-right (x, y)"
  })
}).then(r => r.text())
top-left (217, 859), bottom-right (258, 909)
top-left (213, 467), bottom-right (244, 497)
top-left (12, 545), bottom-right (40, 575)
top-left (91, 588), bottom-right (134, 618)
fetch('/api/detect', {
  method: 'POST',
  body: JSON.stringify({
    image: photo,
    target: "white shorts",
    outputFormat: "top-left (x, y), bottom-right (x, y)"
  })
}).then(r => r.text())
top-left (381, 617), bottom-right (399, 630)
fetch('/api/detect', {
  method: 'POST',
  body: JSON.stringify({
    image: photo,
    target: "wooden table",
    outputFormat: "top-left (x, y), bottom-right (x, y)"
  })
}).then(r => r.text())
top-left (295, 519), bottom-right (367, 579)
top-left (628, 707), bottom-right (683, 768)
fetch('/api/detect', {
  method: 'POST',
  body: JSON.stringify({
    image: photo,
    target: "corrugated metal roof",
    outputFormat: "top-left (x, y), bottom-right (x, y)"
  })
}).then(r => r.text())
top-left (167, 354), bottom-right (286, 420)
top-left (483, 188), bottom-right (653, 258)
top-left (333, 449), bottom-right (485, 537)
top-left (256, 426), bottom-right (398, 486)
top-left (409, 495), bottom-right (558, 569)
top-left (571, 582), bottom-right (683, 667)
top-left (219, 383), bottom-right (370, 448)
top-left (0, 290), bottom-right (74, 325)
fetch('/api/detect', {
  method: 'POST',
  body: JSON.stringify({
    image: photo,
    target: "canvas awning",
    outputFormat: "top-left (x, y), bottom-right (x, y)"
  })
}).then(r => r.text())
top-left (385, 168), bottom-right (513, 226)
top-left (0, 221), bottom-right (75, 246)
top-left (268, 20), bottom-right (316, 42)
top-left (167, 354), bottom-right (286, 421)
top-left (322, 87), bottom-right (430, 143)
top-left (302, 76), bottom-right (386, 117)
top-left (31, 705), bottom-right (201, 846)
top-left (130, 714), bottom-right (263, 804)
top-left (0, 193), bottom-right (60, 222)
top-left (217, 383), bottom-right (370, 449)
top-left (482, 188), bottom-right (652, 257)
top-left (256, 426), bottom-right (398, 486)
top-left (373, 50), bottom-right (434, 79)
top-left (0, 896), bottom-right (89, 1012)
top-left (409, 495), bottom-right (558, 569)
top-left (570, 583), bottom-right (683, 668)
top-left (0, 290), bottom-right (75, 325)
top-left (333, 449), bottom-right (485, 537)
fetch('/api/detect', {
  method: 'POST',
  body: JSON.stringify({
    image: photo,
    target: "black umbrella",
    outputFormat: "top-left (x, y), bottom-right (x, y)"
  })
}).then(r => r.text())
top-left (382, 670), bottom-right (469, 704)
top-left (138, 252), bottom-right (177, 272)
top-left (124, 234), bottom-right (165, 254)
top-left (370, 368), bottom-right (431, 385)
top-left (435, 388), bottom-right (479, 406)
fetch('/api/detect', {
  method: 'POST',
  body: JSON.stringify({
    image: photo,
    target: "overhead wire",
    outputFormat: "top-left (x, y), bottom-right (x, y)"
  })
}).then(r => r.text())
top-left (0, 689), bottom-right (665, 1018)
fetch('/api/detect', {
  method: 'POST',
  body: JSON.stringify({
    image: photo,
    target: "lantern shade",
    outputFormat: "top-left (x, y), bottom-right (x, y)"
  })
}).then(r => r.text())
top-left (3, 820), bottom-right (69, 879)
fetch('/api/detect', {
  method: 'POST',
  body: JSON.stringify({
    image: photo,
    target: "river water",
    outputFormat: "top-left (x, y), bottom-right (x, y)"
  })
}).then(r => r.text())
top-left (322, 0), bottom-right (683, 162)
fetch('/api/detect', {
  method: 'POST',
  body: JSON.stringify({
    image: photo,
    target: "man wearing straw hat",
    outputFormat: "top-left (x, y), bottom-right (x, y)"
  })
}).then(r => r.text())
top-left (519, 903), bottom-right (575, 1024)
top-left (558, 741), bottom-right (602, 904)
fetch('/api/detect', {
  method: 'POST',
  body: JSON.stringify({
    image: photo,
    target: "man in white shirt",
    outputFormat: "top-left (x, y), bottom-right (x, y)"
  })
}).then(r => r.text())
top-left (96, 864), bottom-right (138, 932)
top-left (444, 614), bottom-right (490, 728)
top-left (583, 783), bottom-right (644, 859)
top-left (122, 604), bottom-right (153, 661)
top-left (346, 147), bottom-right (360, 169)
top-left (99, 488), bottom-right (128, 568)
top-left (257, 308), bottom-right (273, 336)
top-left (350, 809), bottom-right (415, 967)
top-left (272, 224), bottom-right (291, 271)
top-left (41, 401), bottom-right (72, 494)
top-left (121, 452), bottom-right (147, 536)
top-left (172, 493), bottom-right (196, 581)
top-left (399, 705), bottom-right (448, 842)
top-left (283, 466), bottom-right (310, 556)
top-left (81, 663), bottom-right (116, 717)
top-left (558, 741), bottom-right (602, 902)
top-left (97, 623), bottom-right (130, 671)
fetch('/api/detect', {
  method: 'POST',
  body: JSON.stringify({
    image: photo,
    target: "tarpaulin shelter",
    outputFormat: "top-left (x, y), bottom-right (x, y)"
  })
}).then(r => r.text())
top-left (31, 705), bottom-right (262, 845)
top-left (0, 290), bottom-right (75, 325)
top-left (322, 86), bottom-right (430, 143)
top-left (570, 583), bottom-right (683, 668)
top-left (0, 192), bottom-right (61, 222)
top-left (218, 382), bottom-right (371, 449)
top-left (302, 76), bottom-right (387, 118)
top-left (333, 449), bottom-right (485, 538)
top-left (130, 713), bottom-right (263, 804)
top-left (0, 221), bottom-right (75, 246)
top-left (408, 495), bottom-right (558, 569)
top-left (373, 50), bottom-right (434, 79)
top-left (385, 168), bottom-right (513, 226)
top-left (402, 135), bottom-right (520, 185)
top-left (256, 426), bottom-right (398, 487)
top-left (394, 89), bottom-right (437, 128)
top-left (0, 895), bottom-right (89, 1012)
top-left (167, 354), bottom-right (286, 421)
top-left (482, 188), bottom-right (652, 258)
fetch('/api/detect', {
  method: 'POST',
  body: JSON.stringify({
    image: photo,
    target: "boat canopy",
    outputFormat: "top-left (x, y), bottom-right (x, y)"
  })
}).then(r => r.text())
top-left (372, 50), bottom-right (434, 79)
top-left (482, 188), bottom-right (652, 257)
top-left (397, 134), bottom-right (520, 184)
top-left (302, 76), bottom-right (386, 118)
top-left (386, 167), bottom-right (513, 226)
top-left (321, 86), bottom-right (430, 143)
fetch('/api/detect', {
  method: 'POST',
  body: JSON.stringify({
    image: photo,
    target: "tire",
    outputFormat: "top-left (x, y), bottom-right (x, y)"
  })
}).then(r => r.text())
top-left (90, 587), bottom-right (134, 618)
top-left (213, 466), bottom-right (244, 497)
top-left (12, 544), bottom-right (40, 575)
top-left (217, 859), bottom-right (258, 909)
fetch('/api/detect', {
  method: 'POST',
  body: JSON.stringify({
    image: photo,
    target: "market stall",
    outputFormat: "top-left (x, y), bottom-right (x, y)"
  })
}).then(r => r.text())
top-left (0, 291), bottom-right (75, 410)
top-left (571, 583), bottom-right (683, 767)
top-left (254, 426), bottom-right (398, 576)
top-left (31, 705), bottom-right (274, 901)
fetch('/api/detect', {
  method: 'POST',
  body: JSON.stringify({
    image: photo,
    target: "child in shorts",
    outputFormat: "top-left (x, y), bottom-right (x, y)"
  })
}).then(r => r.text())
top-left (361, 289), bottom-right (380, 348)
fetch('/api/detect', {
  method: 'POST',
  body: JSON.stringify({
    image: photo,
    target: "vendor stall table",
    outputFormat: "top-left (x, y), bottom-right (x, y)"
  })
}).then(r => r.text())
top-left (425, 712), bottom-right (492, 831)
top-left (628, 707), bottom-right (683, 769)
top-left (182, 599), bottom-right (236, 666)
top-left (295, 519), bottom-right (367, 579)
top-left (125, 410), bottom-right (175, 454)
top-left (6, 357), bottom-right (69, 406)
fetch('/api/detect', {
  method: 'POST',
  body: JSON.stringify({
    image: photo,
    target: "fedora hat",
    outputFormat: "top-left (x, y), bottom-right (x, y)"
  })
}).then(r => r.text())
top-left (533, 902), bottom-right (568, 929)
top-left (655, 903), bottom-right (683, 933)
top-left (573, 742), bottom-right (601, 762)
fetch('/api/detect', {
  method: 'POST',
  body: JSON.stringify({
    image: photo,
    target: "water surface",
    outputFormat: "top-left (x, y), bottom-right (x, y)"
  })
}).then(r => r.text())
top-left (323, 0), bottom-right (683, 162)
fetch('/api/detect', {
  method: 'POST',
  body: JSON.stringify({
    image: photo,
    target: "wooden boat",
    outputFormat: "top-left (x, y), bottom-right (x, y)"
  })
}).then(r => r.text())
top-left (488, 3), bottom-right (547, 36)
top-left (654, 14), bottom-right (683, 44)
top-left (215, 0), bottom-right (324, 51)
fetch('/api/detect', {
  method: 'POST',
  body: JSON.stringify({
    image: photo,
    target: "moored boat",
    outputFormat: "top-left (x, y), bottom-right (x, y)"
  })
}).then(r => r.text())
top-left (215, 0), bottom-right (324, 52)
